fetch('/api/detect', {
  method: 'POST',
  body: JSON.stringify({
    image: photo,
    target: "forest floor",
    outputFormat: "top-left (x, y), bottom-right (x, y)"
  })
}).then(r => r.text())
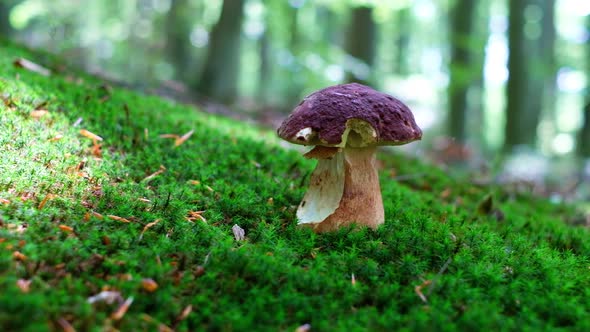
top-left (1, 41), bottom-right (590, 331)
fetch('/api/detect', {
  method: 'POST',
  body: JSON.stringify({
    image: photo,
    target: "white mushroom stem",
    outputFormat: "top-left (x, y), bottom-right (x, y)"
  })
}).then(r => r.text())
top-left (297, 146), bottom-right (384, 232)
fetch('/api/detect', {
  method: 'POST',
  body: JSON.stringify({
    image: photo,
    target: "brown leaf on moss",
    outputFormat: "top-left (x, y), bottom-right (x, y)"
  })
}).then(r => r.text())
top-left (30, 109), bottom-right (49, 118)
top-left (92, 211), bottom-right (104, 219)
top-left (56, 317), bottom-right (76, 332)
top-left (177, 304), bottom-right (192, 322)
top-left (48, 133), bottom-right (64, 142)
top-left (174, 129), bottom-right (194, 147)
top-left (13, 251), bottom-right (27, 261)
top-left (38, 194), bottom-right (56, 210)
top-left (440, 188), bottom-right (452, 199)
top-left (58, 224), bottom-right (74, 233)
top-left (415, 279), bottom-right (432, 303)
top-left (13, 58), bottom-right (51, 76)
top-left (141, 278), bottom-right (159, 292)
top-left (139, 219), bottom-right (161, 241)
top-left (108, 215), bottom-right (131, 223)
top-left (186, 211), bottom-right (206, 223)
top-left (111, 296), bottom-right (133, 320)
top-left (20, 191), bottom-right (35, 202)
top-left (16, 279), bottom-right (31, 293)
top-left (79, 129), bottom-right (103, 142)
top-left (142, 165), bottom-right (166, 183)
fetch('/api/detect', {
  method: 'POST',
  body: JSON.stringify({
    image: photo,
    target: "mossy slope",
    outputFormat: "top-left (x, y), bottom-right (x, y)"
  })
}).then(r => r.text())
top-left (1, 41), bottom-right (589, 331)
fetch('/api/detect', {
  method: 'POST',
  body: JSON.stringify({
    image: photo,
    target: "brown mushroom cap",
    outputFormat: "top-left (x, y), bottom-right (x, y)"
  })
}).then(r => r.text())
top-left (277, 83), bottom-right (422, 147)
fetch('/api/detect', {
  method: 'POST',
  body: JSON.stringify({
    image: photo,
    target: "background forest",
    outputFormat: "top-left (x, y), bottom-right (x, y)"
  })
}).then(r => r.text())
top-left (1, 0), bottom-right (589, 189)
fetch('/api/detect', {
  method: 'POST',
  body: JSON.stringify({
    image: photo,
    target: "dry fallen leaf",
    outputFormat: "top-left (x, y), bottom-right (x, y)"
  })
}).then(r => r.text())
top-left (58, 224), bottom-right (74, 233)
top-left (176, 305), bottom-right (192, 322)
top-left (186, 211), bottom-right (206, 223)
top-left (80, 129), bottom-right (103, 142)
top-left (139, 219), bottom-right (161, 241)
top-left (87, 290), bottom-right (123, 304)
top-left (174, 129), bottom-right (194, 147)
top-left (92, 211), bottom-right (104, 219)
top-left (0, 198), bottom-right (10, 205)
top-left (57, 317), bottom-right (76, 332)
top-left (160, 130), bottom-right (194, 147)
top-left (16, 279), bottom-right (31, 293)
top-left (142, 165), bottom-right (166, 183)
top-left (38, 194), bottom-right (56, 210)
top-left (111, 296), bottom-right (133, 320)
top-left (48, 133), bottom-right (64, 142)
top-left (13, 251), bottom-right (27, 261)
top-left (108, 215), bottom-right (131, 223)
top-left (30, 110), bottom-right (49, 118)
top-left (141, 278), bottom-right (159, 292)
top-left (415, 280), bottom-right (432, 303)
top-left (13, 58), bottom-right (51, 76)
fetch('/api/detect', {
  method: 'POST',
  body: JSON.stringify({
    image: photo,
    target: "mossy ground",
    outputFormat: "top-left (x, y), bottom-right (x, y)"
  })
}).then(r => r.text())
top-left (1, 41), bottom-right (589, 331)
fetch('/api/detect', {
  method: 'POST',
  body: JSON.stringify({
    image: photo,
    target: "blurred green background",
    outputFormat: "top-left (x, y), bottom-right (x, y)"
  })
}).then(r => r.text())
top-left (1, 0), bottom-right (589, 181)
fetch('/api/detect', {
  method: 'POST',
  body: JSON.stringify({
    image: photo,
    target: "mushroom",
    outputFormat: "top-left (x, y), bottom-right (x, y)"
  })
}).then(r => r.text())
top-left (277, 83), bottom-right (422, 232)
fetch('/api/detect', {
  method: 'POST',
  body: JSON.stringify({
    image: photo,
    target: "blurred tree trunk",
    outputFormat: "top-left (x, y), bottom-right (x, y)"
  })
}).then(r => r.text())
top-left (505, 0), bottom-right (529, 150)
top-left (257, 28), bottom-right (272, 104)
top-left (345, 6), bottom-right (376, 85)
top-left (0, 1), bottom-right (15, 37)
top-left (447, 0), bottom-right (478, 142)
top-left (285, 4), bottom-right (304, 106)
top-left (165, 0), bottom-right (192, 81)
top-left (196, 0), bottom-right (245, 102)
top-left (578, 16), bottom-right (590, 157)
top-left (533, 0), bottom-right (557, 145)
top-left (580, 103), bottom-right (590, 157)
top-left (393, 7), bottom-right (411, 75)
top-left (505, 0), bottom-right (555, 151)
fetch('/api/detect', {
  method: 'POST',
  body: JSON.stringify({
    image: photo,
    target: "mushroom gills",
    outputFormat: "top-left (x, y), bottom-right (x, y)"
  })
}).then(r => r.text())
top-left (296, 151), bottom-right (345, 224)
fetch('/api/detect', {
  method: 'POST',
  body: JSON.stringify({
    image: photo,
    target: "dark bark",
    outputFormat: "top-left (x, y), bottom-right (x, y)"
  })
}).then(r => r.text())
top-left (196, 0), bottom-right (246, 102)
top-left (578, 16), bottom-right (590, 157)
top-left (530, 0), bottom-right (556, 139)
top-left (505, 0), bottom-right (555, 151)
top-left (505, 0), bottom-right (528, 149)
top-left (448, 0), bottom-right (478, 142)
top-left (579, 103), bottom-right (590, 157)
top-left (344, 6), bottom-right (376, 85)
top-left (257, 28), bottom-right (271, 103)
top-left (0, 1), bottom-right (15, 37)
top-left (164, 0), bottom-right (192, 81)
top-left (393, 7), bottom-right (411, 75)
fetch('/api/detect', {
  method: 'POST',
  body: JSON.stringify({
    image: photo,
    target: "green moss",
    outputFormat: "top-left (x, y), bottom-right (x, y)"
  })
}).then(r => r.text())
top-left (0, 40), bottom-right (589, 331)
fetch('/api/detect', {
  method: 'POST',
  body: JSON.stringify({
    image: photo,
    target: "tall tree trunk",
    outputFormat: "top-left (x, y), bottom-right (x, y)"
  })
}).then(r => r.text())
top-left (257, 27), bottom-right (272, 104)
top-left (196, 0), bottom-right (245, 103)
top-left (578, 15), bottom-right (590, 157)
top-left (448, 0), bottom-right (478, 142)
top-left (165, 0), bottom-right (192, 81)
top-left (505, 0), bottom-right (529, 150)
top-left (528, 0), bottom-right (556, 152)
top-left (285, 4), bottom-right (304, 106)
top-left (579, 104), bottom-right (590, 157)
top-left (393, 7), bottom-right (411, 75)
top-left (345, 6), bottom-right (377, 85)
top-left (0, 1), bottom-right (15, 38)
top-left (504, 0), bottom-right (554, 151)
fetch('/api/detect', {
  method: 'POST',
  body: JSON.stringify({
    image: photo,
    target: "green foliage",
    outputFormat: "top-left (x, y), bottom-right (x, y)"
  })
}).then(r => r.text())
top-left (1, 41), bottom-right (589, 331)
